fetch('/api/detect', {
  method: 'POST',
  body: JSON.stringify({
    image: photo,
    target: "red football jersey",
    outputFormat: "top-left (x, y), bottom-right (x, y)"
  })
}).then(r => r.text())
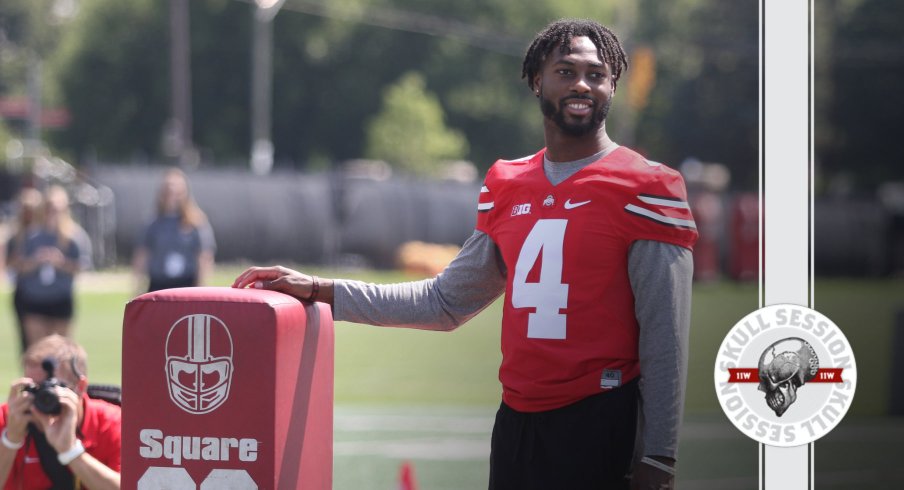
top-left (476, 146), bottom-right (698, 412)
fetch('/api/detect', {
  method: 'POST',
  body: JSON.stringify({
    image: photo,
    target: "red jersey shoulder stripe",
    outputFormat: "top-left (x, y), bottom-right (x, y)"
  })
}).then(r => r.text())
top-left (477, 184), bottom-right (494, 212)
top-left (624, 193), bottom-right (697, 230)
top-left (478, 150), bottom-right (543, 213)
top-left (637, 193), bottom-right (691, 209)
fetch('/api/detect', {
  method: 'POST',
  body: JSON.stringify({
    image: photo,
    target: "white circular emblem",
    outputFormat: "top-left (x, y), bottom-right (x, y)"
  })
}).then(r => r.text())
top-left (713, 304), bottom-right (856, 447)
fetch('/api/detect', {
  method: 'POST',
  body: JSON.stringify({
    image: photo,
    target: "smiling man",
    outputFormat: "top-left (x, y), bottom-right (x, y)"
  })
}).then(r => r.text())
top-left (234, 19), bottom-right (697, 489)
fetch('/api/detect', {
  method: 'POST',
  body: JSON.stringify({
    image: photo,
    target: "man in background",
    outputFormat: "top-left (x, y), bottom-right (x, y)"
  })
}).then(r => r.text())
top-left (0, 335), bottom-right (121, 489)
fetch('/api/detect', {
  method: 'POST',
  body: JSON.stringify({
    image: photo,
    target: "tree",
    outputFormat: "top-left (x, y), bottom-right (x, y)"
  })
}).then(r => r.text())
top-left (41, 0), bottom-right (769, 184)
top-left (48, 0), bottom-right (170, 160)
top-left (0, 0), bottom-right (72, 147)
top-left (633, 0), bottom-right (759, 190)
top-left (44, 0), bottom-right (628, 167)
top-left (364, 71), bottom-right (468, 176)
top-left (823, 0), bottom-right (904, 192)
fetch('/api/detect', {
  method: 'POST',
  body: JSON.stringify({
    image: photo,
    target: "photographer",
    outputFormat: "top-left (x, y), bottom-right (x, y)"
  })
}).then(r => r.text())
top-left (0, 335), bottom-right (120, 489)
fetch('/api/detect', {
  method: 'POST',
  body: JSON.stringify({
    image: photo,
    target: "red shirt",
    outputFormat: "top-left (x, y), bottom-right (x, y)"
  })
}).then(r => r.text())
top-left (476, 147), bottom-right (698, 412)
top-left (1, 395), bottom-right (121, 490)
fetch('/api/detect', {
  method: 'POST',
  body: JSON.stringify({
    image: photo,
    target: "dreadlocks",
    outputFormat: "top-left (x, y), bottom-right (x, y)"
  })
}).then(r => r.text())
top-left (522, 19), bottom-right (628, 91)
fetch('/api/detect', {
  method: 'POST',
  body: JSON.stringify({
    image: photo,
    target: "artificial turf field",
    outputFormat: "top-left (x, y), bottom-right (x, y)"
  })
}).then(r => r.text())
top-left (0, 268), bottom-right (901, 488)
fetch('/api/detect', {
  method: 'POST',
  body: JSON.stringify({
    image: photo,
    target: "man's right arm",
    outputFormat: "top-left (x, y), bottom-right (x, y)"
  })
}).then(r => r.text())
top-left (233, 230), bottom-right (507, 331)
top-left (333, 230), bottom-right (506, 330)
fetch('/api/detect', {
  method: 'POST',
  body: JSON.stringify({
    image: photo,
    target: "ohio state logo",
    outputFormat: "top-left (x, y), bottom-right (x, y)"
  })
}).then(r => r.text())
top-left (165, 314), bottom-right (234, 415)
top-left (714, 304), bottom-right (856, 447)
top-left (542, 194), bottom-right (555, 208)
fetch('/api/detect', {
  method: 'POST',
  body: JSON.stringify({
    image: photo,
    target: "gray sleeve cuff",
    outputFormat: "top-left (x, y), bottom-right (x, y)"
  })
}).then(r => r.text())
top-left (629, 240), bottom-right (694, 459)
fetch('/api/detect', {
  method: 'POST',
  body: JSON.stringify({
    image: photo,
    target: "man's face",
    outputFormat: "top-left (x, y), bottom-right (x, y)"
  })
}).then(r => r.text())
top-left (535, 36), bottom-right (615, 137)
top-left (24, 359), bottom-right (49, 383)
top-left (24, 359), bottom-right (81, 395)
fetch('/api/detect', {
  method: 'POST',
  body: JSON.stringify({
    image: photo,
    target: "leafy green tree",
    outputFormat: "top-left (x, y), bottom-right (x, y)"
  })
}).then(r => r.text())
top-left (40, 0), bottom-right (772, 187)
top-left (823, 0), bottom-right (904, 191)
top-left (365, 71), bottom-right (468, 176)
top-left (45, 0), bottom-right (631, 168)
top-left (1, 0), bottom-right (72, 145)
top-left (49, 0), bottom-right (169, 160)
top-left (0, 1), bottom-right (31, 97)
top-left (49, 0), bottom-right (253, 162)
top-left (633, 0), bottom-right (759, 190)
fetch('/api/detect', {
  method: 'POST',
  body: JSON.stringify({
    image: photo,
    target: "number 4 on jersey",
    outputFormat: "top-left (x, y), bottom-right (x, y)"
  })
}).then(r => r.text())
top-left (512, 219), bottom-right (569, 339)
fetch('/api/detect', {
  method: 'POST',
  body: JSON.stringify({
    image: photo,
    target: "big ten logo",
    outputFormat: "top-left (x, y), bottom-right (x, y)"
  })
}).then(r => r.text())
top-left (511, 203), bottom-right (532, 217)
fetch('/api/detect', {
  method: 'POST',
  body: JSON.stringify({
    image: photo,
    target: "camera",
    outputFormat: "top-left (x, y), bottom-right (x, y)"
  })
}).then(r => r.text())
top-left (23, 359), bottom-right (67, 415)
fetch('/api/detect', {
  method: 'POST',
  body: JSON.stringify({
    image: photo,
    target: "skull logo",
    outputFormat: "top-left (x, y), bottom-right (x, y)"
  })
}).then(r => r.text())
top-left (165, 314), bottom-right (234, 414)
top-left (757, 337), bottom-right (819, 417)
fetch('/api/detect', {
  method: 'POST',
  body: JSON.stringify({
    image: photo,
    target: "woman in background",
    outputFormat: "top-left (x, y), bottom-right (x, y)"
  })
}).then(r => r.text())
top-left (6, 187), bottom-right (44, 353)
top-left (132, 168), bottom-right (216, 292)
top-left (7, 186), bottom-right (87, 347)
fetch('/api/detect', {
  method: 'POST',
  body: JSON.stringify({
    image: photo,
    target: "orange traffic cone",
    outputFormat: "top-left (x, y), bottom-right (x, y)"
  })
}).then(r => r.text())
top-left (398, 461), bottom-right (418, 490)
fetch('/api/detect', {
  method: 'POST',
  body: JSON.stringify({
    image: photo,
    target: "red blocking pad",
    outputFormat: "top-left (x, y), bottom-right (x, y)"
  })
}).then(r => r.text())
top-left (121, 287), bottom-right (333, 489)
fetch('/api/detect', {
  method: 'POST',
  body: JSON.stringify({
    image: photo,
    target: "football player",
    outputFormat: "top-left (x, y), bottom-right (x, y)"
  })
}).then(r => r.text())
top-left (235, 18), bottom-right (697, 490)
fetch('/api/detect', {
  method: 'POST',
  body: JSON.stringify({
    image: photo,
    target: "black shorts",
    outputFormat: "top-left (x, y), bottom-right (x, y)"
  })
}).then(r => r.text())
top-left (15, 288), bottom-right (74, 320)
top-left (489, 379), bottom-right (639, 490)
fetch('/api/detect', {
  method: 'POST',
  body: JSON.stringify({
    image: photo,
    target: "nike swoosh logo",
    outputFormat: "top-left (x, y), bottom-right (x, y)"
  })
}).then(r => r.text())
top-left (564, 199), bottom-right (591, 210)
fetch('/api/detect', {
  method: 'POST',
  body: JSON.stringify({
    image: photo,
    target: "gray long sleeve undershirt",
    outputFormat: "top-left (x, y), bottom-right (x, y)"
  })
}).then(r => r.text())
top-left (333, 147), bottom-right (693, 459)
top-left (333, 230), bottom-right (506, 330)
top-left (334, 235), bottom-right (692, 459)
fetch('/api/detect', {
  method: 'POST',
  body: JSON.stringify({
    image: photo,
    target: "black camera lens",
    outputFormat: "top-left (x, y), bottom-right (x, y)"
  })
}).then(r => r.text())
top-left (24, 358), bottom-right (66, 414)
top-left (32, 388), bottom-right (62, 415)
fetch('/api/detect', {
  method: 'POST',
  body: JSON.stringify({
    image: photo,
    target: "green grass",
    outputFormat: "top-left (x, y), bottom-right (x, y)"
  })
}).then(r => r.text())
top-left (2, 271), bottom-right (903, 488)
top-left (812, 279), bottom-right (904, 415)
top-left (686, 280), bottom-right (759, 414)
top-left (0, 267), bottom-right (505, 406)
top-left (2, 272), bottom-right (901, 414)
